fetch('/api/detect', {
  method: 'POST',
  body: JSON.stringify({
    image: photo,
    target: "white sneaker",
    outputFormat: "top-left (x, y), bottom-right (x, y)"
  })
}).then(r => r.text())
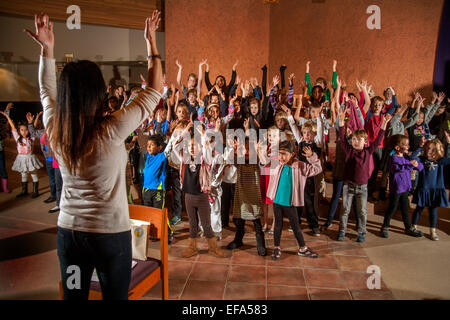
top-left (49, 206), bottom-right (60, 213)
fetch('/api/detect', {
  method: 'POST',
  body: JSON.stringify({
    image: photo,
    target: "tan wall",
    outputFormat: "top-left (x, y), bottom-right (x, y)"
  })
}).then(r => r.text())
top-left (166, 0), bottom-right (444, 101)
top-left (165, 0), bottom-right (270, 94)
top-left (269, 0), bottom-right (444, 102)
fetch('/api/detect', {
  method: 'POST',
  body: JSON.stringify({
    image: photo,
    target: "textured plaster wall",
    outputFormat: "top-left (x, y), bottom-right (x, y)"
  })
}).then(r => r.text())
top-left (269, 0), bottom-right (445, 101)
top-left (165, 0), bottom-right (270, 93)
top-left (166, 0), bottom-right (444, 100)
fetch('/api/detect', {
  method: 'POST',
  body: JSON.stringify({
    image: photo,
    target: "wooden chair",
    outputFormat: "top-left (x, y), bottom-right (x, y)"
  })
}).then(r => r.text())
top-left (59, 204), bottom-right (168, 300)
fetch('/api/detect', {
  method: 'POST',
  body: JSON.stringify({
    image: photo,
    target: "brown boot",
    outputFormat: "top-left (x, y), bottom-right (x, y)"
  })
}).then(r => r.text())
top-left (181, 237), bottom-right (198, 258)
top-left (207, 237), bottom-right (228, 258)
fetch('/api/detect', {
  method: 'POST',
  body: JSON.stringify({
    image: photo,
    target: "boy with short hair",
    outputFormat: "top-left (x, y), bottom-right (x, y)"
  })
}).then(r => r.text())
top-left (337, 108), bottom-right (392, 242)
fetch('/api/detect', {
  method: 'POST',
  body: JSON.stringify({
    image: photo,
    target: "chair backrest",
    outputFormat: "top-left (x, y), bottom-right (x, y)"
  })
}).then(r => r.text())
top-left (128, 204), bottom-right (168, 260)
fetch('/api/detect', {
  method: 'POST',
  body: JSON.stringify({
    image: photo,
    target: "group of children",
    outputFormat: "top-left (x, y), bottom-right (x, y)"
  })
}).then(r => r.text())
top-left (1, 59), bottom-right (449, 260)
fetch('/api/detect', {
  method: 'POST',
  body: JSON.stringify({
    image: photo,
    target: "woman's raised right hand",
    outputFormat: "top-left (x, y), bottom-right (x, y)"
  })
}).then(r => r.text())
top-left (24, 13), bottom-right (54, 52)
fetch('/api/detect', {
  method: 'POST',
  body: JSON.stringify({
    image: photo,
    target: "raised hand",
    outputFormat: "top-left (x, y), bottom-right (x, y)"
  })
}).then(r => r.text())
top-left (199, 58), bottom-right (208, 67)
top-left (243, 118), bottom-right (249, 131)
top-left (5, 103), bottom-right (13, 111)
top-left (388, 86), bottom-right (396, 96)
top-left (236, 75), bottom-right (241, 85)
top-left (232, 60), bottom-right (239, 71)
top-left (306, 61), bottom-right (311, 73)
top-left (288, 73), bottom-right (295, 86)
top-left (144, 10), bottom-right (161, 43)
top-left (333, 60), bottom-right (337, 72)
top-left (24, 13), bottom-right (54, 54)
top-left (432, 91), bottom-right (437, 103)
top-left (139, 74), bottom-right (146, 85)
top-left (26, 112), bottom-right (34, 124)
top-left (437, 92), bottom-right (446, 105)
top-left (338, 106), bottom-right (346, 126)
top-left (175, 59), bottom-right (182, 68)
top-left (272, 75), bottom-right (280, 88)
top-left (382, 113), bottom-right (393, 126)
top-left (302, 146), bottom-right (313, 158)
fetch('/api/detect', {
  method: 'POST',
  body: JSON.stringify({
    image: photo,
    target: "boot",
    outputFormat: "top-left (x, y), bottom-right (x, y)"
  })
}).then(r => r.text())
top-left (31, 181), bottom-right (39, 198)
top-left (1, 178), bottom-right (11, 193)
top-left (430, 228), bottom-right (439, 241)
top-left (255, 230), bottom-right (267, 256)
top-left (16, 182), bottom-right (28, 198)
top-left (207, 237), bottom-right (228, 258)
top-left (181, 237), bottom-right (198, 258)
top-left (227, 218), bottom-right (245, 250)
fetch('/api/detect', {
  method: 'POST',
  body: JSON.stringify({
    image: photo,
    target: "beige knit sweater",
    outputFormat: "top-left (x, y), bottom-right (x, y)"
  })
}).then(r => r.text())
top-left (40, 56), bottom-right (161, 233)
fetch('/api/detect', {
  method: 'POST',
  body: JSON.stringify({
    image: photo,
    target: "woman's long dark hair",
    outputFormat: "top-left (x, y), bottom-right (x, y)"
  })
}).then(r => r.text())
top-left (48, 60), bottom-right (115, 175)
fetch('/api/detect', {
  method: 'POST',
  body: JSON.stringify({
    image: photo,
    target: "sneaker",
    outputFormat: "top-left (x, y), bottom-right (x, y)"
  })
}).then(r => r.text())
top-left (337, 231), bottom-right (345, 241)
top-left (268, 229), bottom-right (274, 235)
top-left (356, 233), bottom-right (366, 243)
top-left (271, 247), bottom-right (281, 260)
top-left (170, 216), bottom-right (182, 226)
top-left (380, 228), bottom-right (389, 238)
top-left (262, 226), bottom-right (268, 232)
top-left (44, 197), bottom-right (56, 203)
top-left (168, 232), bottom-right (175, 244)
top-left (312, 228), bottom-right (320, 236)
top-left (405, 227), bottom-right (423, 237)
top-left (48, 206), bottom-right (60, 213)
top-left (288, 227), bottom-right (293, 232)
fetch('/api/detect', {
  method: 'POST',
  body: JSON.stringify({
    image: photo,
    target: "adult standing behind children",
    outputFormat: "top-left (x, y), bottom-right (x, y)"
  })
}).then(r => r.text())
top-left (26, 11), bottom-right (163, 300)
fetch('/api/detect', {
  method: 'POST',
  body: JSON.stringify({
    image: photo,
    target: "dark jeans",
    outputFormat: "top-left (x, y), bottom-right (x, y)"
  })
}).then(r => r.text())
top-left (368, 148), bottom-right (383, 196)
top-left (57, 227), bottom-right (132, 300)
top-left (142, 189), bottom-right (165, 209)
top-left (273, 203), bottom-right (306, 247)
top-left (220, 182), bottom-right (235, 226)
top-left (166, 167), bottom-right (182, 219)
top-left (412, 206), bottom-right (438, 228)
top-left (326, 178), bottom-right (344, 224)
top-left (382, 192), bottom-right (412, 230)
top-left (185, 193), bottom-right (214, 238)
top-left (297, 177), bottom-right (319, 229)
top-left (45, 160), bottom-right (56, 198)
top-left (0, 150), bottom-right (7, 178)
top-left (55, 168), bottom-right (63, 206)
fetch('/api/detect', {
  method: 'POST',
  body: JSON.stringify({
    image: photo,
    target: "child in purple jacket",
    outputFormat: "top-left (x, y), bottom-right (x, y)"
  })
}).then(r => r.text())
top-left (380, 135), bottom-right (424, 238)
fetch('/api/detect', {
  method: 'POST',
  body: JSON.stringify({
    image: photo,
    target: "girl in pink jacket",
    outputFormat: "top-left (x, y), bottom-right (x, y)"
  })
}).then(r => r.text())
top-left (263, 140), bottom-right (322, 260)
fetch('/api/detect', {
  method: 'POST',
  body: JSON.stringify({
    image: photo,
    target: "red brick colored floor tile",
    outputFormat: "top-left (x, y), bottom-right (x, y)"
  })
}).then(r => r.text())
top-left (142, 278), bottom-right (186, 300)
top-left (267, 285), bottom-right (309, 300)
top-left (308, 288), bottom-right (352, 300)
top-left (180, 280), bottom-right (226, 300)
top-left (267, 267), bottom-right (306, 286)
top-left (351, 289), bottom-right (395, 300)
top-left (189, 263), bottom-right (230, 282)
top-left (334, 256), bottom-right (373, 272)
top-left (224, 282), bottom-right (266, 300)
top-left (266, 250), bottom-right (303, 268)
top-left (168, 261), bottom-right (194, 280)
top-left (301, 254), bottom-right (338, 269)
top-left (231, 249), bottom-right (267, 266)
top-left (303, 269), bottom-right (347, 289)
top-left (341, 271), bottom-right (390, 291)
top-left (168, 246), bottom-right (199, 262)
top-left (228, 265), bottom-right (266, 284)
top-left (196, 252), bottom-right (232, 264)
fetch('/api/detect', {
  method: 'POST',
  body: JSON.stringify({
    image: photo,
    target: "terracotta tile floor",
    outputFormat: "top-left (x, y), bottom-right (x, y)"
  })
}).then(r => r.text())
top-left (143, 220), bottom-right (395, 300)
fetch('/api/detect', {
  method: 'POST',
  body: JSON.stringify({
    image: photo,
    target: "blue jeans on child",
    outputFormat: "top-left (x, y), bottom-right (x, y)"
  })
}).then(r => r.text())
top-left (45, 160), bottom-right (56, 199)
top-left (57, 226), bottom-right (132, 300)
top-left (339, 183), bottom-right (367, 234)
